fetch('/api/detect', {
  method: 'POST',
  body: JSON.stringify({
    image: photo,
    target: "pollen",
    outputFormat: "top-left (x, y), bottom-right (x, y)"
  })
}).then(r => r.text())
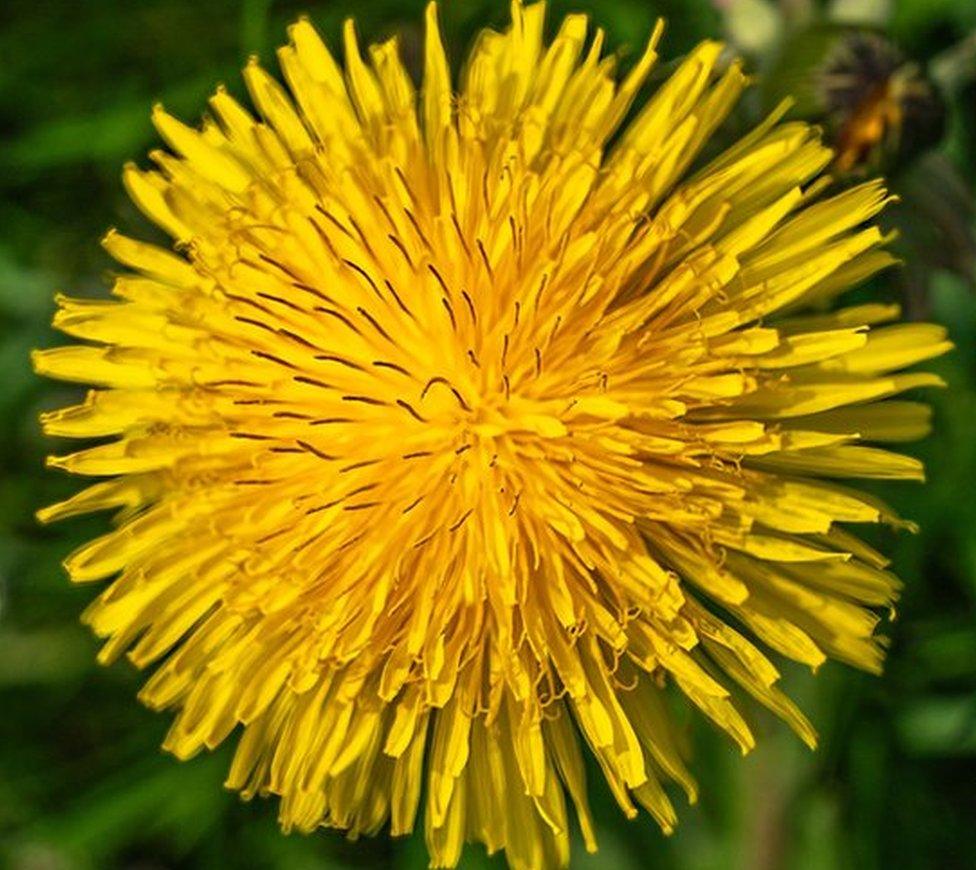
top-left (34, 3), bottom-right (951, 868)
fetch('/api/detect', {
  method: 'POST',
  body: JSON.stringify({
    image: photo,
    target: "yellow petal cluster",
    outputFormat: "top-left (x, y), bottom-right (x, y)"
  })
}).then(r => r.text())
top-left (35, 3), bottom-right (950, 867)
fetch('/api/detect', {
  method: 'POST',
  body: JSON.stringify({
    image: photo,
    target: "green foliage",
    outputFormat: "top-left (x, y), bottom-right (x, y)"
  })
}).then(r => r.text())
top-left (1, 1), bottom-right (973, 868)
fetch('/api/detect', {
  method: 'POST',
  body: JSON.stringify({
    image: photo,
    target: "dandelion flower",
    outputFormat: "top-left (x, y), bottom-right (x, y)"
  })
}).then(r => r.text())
top-left (35, 3), bottom-right (951, 867)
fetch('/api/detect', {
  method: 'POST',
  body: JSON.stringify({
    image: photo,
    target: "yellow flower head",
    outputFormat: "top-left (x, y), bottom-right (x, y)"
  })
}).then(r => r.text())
top-left (35, 2), bottom-right (950, 867)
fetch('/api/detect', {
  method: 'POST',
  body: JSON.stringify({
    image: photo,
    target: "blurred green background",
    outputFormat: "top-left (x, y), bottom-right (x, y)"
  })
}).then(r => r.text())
top-left (2, 0), bottom-right (975, 867)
